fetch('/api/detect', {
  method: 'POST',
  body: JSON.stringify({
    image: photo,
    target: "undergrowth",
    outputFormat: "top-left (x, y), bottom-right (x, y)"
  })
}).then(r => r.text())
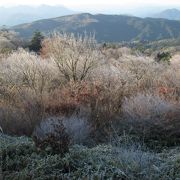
top-left (1, 135), bottom-right (180, 179)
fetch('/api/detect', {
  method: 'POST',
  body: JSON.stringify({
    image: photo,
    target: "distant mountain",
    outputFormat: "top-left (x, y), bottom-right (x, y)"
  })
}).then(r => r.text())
top-left (12, 13), bottom-right (180, 42)
top-left (153, 9), bottom-right (180, 20)
top-left (0, 5), bottom-right (75, 26)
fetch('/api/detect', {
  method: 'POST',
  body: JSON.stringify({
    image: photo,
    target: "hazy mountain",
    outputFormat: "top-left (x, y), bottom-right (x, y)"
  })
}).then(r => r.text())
top-left (0, 5), bottom-right (75, 26)
top-left (153, 9), bottom-right (180, 20)
top-left (12, 13), bottom-right (180, 42)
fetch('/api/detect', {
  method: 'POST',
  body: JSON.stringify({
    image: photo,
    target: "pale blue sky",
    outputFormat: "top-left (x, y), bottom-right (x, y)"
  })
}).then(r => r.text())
top-left (0, 0), bottom-right (180, 16)
top-left (1, 0), bottom-right (180, 7)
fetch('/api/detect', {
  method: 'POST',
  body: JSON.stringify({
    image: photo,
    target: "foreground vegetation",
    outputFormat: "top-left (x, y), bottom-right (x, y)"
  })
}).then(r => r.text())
top-left (0, 31), bottom-right (180, 179)
top-left (1, 135), bottom-right (180, 179)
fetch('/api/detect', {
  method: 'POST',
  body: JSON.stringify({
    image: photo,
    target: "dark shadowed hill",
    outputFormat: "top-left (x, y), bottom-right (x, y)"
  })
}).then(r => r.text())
top-left (12, 13), bottom-right (180, 42)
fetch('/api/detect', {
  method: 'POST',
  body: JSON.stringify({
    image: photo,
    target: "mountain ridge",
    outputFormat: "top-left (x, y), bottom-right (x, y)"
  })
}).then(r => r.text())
top-left (153, 8), bottom-right (180, 20)
top-left (0, 5), bottom-right (76, 26)
top-left (12, 13), bottom-right (180, 42)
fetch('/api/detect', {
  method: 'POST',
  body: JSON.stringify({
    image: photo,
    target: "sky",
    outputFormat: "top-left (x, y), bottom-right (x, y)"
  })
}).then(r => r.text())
top-left (0, 0), bottom-right (180, 15)
top-left (1, 0), bottom-right (180, 7)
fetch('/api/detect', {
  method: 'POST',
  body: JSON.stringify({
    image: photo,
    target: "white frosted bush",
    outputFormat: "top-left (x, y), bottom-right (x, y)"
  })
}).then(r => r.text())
top-left (0, 49), bottom-right (58, 93)
top-left (62, 114), bottom-right (90, 144)
top-left (122, 93), bottom-right (175, 121)
top-left (33, 113), bottom-right (90, 145)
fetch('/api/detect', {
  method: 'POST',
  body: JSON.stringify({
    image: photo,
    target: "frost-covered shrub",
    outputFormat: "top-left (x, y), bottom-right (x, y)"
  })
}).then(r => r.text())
top-left (122, 93), bottom-right (174, 121)
top-left (3, 134), bottom-right (178, 180)
top-left (121, 93), bottom-right (180, 146)
top-left (0, 30), bottom-right (20, 53)
top-left (33, 117), bottom-right (70, 154)
top-left (33, 113), bottom-right (91, 147)
top-left (0, 49), bottom-right (58, 93)
top-left (62, 112), bottom-right (90, 145)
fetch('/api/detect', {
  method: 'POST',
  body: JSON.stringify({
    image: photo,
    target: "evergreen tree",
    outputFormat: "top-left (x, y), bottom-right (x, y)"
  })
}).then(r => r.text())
top-left (29, 31), bottom-right (44, 53)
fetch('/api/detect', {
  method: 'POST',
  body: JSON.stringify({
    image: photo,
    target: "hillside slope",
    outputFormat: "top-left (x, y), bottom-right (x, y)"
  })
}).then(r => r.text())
top-left (12, 13), bottom-right (180, 42)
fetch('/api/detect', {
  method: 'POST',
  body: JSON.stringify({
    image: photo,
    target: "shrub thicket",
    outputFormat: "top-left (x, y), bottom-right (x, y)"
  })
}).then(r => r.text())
top-left (0, 29), bottom-right (21, 54)
top-left (0, 33), bottom-right (179, 151)
top-left (0, 33), bottom-right (180, 179)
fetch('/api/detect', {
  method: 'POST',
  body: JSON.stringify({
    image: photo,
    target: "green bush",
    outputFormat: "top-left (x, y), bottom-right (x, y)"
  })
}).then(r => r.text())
top-left (155, 52), bottom-right (172, 63)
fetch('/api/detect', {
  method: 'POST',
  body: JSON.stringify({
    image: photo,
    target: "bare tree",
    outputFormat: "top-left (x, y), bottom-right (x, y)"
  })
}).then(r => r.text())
top-left (41, 33), bottom-right (100, 81)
